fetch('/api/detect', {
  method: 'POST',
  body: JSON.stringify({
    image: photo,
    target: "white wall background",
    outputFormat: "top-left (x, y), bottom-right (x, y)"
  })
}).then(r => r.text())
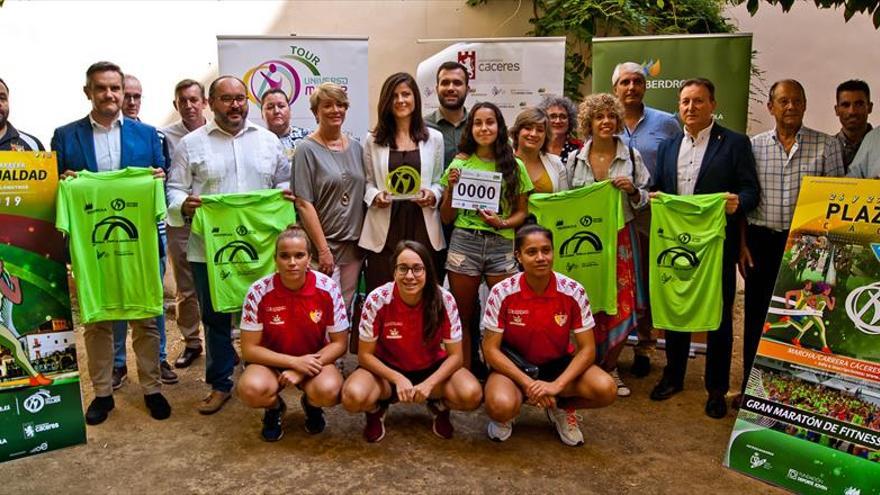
top-left (1, 0), bottom-right (877, 142)
top-left (0, 0), bottom-right (531, 145)
top-left (726, 2), bottom-right (880, 135)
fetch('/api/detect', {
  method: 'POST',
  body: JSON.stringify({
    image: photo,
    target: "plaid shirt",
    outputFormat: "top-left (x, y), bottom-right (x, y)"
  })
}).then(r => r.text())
top-left (749, 126), bottom-right (844, 231)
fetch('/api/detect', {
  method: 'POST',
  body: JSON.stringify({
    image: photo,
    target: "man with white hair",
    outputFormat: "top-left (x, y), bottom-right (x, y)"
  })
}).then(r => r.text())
top-left (611, 61), bottom-right (680, 379)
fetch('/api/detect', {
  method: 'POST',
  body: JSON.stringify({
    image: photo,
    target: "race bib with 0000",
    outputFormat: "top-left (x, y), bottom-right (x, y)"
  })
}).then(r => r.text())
top-left (451, 168), bottom-right (502, 212)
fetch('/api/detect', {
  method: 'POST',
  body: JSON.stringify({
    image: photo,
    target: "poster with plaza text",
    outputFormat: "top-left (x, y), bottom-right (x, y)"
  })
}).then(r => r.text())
top-left (0, 151), bottom-right (85, 463)
top-left (724, 177), bottom-right (880, 494)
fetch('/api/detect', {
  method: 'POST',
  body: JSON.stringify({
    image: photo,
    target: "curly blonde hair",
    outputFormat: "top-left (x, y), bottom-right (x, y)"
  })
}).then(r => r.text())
top-left (577, 93), bottom-right (624, 138)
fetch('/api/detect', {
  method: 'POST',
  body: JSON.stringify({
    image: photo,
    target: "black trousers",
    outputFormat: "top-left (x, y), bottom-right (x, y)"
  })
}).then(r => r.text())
top-left (662, 255), bottom-right (737, 394)
top-left (742, 225), bottom-right (789, 392)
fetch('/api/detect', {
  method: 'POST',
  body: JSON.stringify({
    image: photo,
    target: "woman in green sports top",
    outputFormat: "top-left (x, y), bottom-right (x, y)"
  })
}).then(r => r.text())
top-left (439, 101), bottom-right (534, 370)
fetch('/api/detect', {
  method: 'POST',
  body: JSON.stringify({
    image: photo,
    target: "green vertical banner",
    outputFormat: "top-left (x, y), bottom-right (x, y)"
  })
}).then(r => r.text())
top-left (0, 151), bottom-right (85, 462)
top-left (591, 34), bottom-right (752, 133)
top-left (723, 177), bottom-right (880, 494)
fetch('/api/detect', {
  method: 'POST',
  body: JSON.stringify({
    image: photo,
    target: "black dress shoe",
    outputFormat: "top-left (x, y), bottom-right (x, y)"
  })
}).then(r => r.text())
top-left (705, 393), bottom-right (728, 419)
top-left (145, 393), bottom-right (172, 420)
top-left (649, 378), bottom-right (683, 401)
top-left (85, 396), bottom-right (115, 425)
top-left (174, 346), bottom-right (202, 369)
top-left (631, 355), bottom-right (651, 378)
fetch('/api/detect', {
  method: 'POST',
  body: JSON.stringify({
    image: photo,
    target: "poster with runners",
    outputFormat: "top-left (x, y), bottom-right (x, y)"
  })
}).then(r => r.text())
top-left (0, 151), bottom-right (85, 462)
top-left (724, 177), bottom-right (880, 493)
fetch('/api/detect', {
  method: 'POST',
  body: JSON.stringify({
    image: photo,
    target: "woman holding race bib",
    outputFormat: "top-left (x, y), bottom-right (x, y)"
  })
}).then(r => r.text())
top-left (293, 82), bottom-right (366, 311)
top-left (510, 107), bottom-right (570, 194)
top-left (342, 241), bottom-right (482, 442)
top-left (359, 73), bottom-right (446, 293)
top-left (439, 101), bottom-right (534, 370)
top-left (566, 93), bottom-right (650, 397)
top-left (237, 226), bottom-right (349, 442)
top-left (482, 225), bottom-right (617, 446)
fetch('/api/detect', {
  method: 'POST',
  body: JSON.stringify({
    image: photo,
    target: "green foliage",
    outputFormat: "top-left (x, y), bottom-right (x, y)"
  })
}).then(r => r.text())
top-left (738, 0), bottom-right (880, 28)
top-left (466, 0), bottom-right (736, 101)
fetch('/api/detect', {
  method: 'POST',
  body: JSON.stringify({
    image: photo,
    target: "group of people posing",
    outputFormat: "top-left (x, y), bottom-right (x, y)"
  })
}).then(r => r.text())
top-left (0, 56), bottom-right (874, 445)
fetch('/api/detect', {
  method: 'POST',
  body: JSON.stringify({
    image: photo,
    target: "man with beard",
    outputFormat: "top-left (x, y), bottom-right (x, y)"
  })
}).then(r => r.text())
top-left (834, 80), bottom-right (872, 173)
top-left (0, 78), bottom-right (44, 151)
top-left (166, 75), bottom-right (293, 415)
top-left (425, 61), bottom-right (470, 169)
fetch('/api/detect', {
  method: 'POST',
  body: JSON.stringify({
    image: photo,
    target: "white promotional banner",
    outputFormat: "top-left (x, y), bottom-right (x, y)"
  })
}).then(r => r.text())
top-left (416, 37), bottom-right (565, 125)
top-left (217, 35), bottom-right (369, 141)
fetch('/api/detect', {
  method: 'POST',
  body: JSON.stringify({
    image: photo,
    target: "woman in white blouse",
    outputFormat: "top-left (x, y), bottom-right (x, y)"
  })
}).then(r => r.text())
top-left (567, 93), bottom-right (651, 398)
top-left (359, 72), bottom-right (445, 292)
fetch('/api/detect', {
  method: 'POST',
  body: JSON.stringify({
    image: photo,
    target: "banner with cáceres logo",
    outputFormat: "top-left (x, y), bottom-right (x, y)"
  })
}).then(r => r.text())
top-left (218, 35), bottom-right (369, 142)
top-left (416, 37), bottom-right (565, 127)
top-left (724, 177), bottom-right (880, 493)
top-left (0, 151), bottom-right (85, 463)
top-left (591, 34), bottom-right (752, 133)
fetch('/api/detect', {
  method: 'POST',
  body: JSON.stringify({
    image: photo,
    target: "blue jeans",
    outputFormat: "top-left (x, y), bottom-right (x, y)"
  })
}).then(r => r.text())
top-left (190, 261), bottom-right (234, 393)
top-left (113, 256), bottom-right (168, 367)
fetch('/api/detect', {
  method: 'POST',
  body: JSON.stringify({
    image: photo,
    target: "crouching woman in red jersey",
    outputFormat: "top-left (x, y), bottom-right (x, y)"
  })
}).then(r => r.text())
top-left (237, 226), bottom-right (349, 442)
top-left (482, 225), bottom-right (617, 446)
top-left (342, 240), bottom-right (482, 442)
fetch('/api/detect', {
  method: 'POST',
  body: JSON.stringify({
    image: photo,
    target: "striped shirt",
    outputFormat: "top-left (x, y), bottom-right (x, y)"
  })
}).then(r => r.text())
top-left (749, 126), bottom-right (844, 231)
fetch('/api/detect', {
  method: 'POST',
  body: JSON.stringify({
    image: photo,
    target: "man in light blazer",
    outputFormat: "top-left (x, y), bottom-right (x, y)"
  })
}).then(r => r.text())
top-left (649, 78), bottom-right (759, 419)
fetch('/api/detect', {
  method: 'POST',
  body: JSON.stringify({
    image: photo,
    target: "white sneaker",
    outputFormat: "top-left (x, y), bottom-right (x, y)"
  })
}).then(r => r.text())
top-left (487, 420), bottom-right (514, 442)
top-left (610, 368), bottom-right (631, 397)
top-left (546, 407), bottom-right (584, 446)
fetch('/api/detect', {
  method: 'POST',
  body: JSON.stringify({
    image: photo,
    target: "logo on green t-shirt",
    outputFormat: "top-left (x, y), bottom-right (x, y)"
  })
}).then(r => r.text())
top-left (214, 240), bottom-right (259, 263)
top-left (559, 230), bottom-right (603, 256)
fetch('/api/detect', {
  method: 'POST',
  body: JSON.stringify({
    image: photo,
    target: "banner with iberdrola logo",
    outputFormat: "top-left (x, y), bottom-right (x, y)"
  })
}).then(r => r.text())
top-left (416, 37), bottom-right (565, 126)
top-left (591, 34), bottom-right (752, 133)
top-left (724, 177), bottom-right (880, 493)
top-left (0, 151), bottom-right (85, 463)
top-left (217, 35), bottom-right (369, 142)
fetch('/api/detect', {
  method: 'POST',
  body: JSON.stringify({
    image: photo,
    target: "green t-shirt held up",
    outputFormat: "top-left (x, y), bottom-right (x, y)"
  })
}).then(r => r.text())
top-left (440, 154), bottom-right (533, 240)
top-left (191, 189), bottom-right (296, 313)
top-left (529, 181), bottom-right (625, 315)
top-left (649, 192), bottom-right (727, 332)
top-left (56, 167), bottom-right (166, 324)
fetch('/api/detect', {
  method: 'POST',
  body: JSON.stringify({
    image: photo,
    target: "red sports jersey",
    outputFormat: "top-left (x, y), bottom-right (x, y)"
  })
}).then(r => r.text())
top-left (240, 270), bottom-right (349, 357)
top-left (482, 272), bottom-right (594, 365)
top-left (359, 282), bottom-right (462, 372)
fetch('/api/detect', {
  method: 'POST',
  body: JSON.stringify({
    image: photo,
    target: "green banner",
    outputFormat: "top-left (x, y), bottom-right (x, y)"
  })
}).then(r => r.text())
top-left (723, 177), bottom-right (880, 493)
top-left (0, 151), bottom-right (85, 462)
top-left (591, 34), bottom-right (752, 133)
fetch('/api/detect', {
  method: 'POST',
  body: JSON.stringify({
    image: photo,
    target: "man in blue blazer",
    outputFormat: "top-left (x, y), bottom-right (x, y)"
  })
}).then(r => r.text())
top-left (52, 64), bottom-right (164, 175)
top-left (649, 78), bottom-right (759, 419)
top-left (51, 61), bottom-right (170, 426)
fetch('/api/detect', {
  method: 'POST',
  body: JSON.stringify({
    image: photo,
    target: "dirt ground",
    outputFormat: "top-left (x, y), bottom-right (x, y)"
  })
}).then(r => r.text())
top-left (5, 287), bottom-right (787, 494)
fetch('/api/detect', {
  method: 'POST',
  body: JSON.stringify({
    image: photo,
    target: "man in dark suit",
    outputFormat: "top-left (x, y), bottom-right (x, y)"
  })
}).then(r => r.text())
top-left (649, 78), bottom-right (759, 419)
top-left (51, 61), bottom-right (170, 425)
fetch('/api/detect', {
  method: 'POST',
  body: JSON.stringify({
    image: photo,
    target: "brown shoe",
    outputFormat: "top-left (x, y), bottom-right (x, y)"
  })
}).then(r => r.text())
top-left (197, 391), bottom-right (231, 415)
